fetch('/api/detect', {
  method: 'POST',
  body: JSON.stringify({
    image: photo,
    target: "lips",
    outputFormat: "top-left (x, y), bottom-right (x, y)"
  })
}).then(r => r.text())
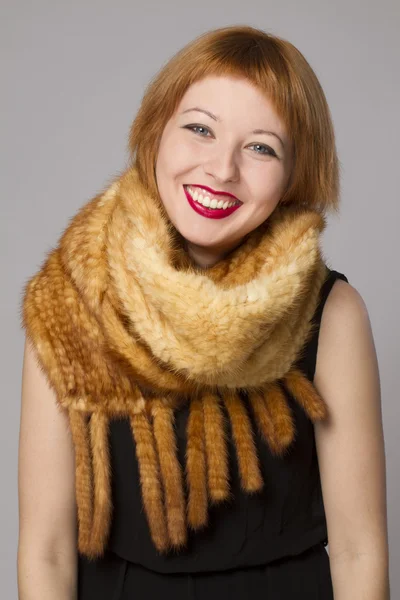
top-left (189, 184), bottom-right (241, 203)
top-left (183, 186), bottom-right (242, 220)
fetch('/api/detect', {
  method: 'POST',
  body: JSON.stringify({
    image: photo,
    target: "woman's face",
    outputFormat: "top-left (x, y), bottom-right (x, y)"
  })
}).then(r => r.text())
top-left (155, 75), bottom-right (293, 267)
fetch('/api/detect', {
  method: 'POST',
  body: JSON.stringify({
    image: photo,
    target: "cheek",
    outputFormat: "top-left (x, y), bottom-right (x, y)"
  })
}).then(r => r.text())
top-left (157, 133), bottom-right (195, 173)
top-left (252, 167), bottom-right (287, 200)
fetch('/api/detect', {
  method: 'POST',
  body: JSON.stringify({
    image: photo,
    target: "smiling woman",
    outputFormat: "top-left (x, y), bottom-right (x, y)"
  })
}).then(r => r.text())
top-left (18, 24), bottom-right (389, 600)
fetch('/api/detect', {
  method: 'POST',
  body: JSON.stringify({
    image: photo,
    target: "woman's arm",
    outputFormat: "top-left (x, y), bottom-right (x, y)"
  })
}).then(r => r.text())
top-left (313, 279), bottom-right (390, 600)
top-left (18, 339), bottom-right (78, 600)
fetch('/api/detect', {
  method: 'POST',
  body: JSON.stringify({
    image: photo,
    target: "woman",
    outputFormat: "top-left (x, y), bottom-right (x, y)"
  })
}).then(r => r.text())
top-left (18, 25), bottom-right (389, 599)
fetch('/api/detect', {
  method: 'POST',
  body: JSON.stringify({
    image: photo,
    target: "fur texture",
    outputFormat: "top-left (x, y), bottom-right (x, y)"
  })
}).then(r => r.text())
top-left (21, 165), bottom-right (331, 558)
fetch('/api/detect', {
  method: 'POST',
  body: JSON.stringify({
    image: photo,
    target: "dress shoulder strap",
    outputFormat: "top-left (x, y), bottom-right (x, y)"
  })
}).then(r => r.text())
top-left (296, 268), bottom-right (349, 382)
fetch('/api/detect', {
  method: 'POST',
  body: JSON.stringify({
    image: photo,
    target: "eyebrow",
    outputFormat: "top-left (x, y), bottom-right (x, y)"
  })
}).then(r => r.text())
top-left (181, 107), bottom-right (286, 149)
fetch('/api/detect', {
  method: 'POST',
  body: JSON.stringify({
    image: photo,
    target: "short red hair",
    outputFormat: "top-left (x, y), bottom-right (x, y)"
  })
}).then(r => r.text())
top-left (128, 25), bottom-right (340, 215)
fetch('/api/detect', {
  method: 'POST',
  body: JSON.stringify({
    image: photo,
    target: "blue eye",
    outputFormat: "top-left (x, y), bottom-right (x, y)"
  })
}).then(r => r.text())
top-left (248, 143), bottom-right (277, 157)
top-left (184, 124), bottom-right (211, 136)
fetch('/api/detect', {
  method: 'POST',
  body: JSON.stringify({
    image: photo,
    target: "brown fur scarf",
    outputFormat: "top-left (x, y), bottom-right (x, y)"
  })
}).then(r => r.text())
top-left (21, 165), bottom-right (331, 558)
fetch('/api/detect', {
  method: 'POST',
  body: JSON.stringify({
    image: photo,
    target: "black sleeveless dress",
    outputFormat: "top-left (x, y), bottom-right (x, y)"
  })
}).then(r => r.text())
top-left (78, 269), bottom-right (348, 599)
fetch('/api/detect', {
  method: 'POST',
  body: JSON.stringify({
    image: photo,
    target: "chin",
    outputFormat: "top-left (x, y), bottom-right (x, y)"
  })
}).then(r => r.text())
top-left (186, 232), bottom-right (240, 257)
top-left (179, 231), bottom-right (215, 249)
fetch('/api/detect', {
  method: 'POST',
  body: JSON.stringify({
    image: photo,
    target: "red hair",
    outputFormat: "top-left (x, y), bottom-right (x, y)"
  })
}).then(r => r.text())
top-left (128, 25), bottom-right (340, 215)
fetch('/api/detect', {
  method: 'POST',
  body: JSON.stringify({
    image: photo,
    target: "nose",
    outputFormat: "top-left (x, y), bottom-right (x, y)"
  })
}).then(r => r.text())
top-left (203, 143), bottom-right (239, 184)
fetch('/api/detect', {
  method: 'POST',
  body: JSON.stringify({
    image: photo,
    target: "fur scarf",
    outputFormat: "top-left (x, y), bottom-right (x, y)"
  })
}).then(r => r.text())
top-left (21, 165), bottom-right (331, 558)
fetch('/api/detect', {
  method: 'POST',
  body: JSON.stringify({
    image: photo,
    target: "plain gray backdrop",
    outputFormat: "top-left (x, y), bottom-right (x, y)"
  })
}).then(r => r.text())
top-left (2, 0), bottom-right (399, 596)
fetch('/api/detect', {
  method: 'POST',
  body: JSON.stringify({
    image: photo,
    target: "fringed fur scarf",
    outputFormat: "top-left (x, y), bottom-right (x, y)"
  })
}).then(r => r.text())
top-left (21, 165), bottom-right (331, 559)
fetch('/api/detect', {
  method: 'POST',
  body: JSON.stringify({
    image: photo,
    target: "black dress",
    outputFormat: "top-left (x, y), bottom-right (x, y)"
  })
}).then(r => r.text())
top-left (78, 269), bottom-right (348, 599)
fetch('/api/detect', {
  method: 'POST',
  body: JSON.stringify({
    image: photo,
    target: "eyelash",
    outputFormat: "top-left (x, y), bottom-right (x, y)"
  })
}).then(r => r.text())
top-left (183, 124), bottom-right (278, 158)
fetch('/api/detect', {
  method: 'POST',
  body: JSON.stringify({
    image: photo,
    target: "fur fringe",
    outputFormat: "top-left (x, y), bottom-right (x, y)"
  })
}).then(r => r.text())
top-left (67, 376), bottom-right (328, 555)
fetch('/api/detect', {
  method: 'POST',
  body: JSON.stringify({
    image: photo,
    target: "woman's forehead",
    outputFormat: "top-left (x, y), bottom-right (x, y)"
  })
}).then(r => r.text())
top-left (175, 76), bottom-right (289, 141)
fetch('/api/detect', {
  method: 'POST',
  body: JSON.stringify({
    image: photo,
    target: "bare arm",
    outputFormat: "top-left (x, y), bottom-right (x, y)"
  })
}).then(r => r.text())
top-left (18, 338), bottom-right (78, 599)
top-left (314, 280), bottom-right (390, 599)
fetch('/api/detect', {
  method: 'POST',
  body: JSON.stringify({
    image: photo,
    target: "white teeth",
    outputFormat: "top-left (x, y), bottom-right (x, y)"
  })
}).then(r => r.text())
top-left (186, 186), bottom-right (240, 210)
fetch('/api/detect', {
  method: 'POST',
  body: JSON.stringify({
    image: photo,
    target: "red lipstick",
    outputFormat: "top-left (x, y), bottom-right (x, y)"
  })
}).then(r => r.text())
top-left (184, 186), bottom-right (241, 220)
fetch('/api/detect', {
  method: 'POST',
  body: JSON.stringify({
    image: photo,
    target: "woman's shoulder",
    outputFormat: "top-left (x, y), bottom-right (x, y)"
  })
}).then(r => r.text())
top-left (314, 275), bottom-right (374, 388)
top-left (319, 276), bottom-right (369, 337)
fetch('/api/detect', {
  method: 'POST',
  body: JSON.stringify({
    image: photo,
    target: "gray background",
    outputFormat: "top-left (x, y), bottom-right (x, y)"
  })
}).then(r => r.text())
top-left (2, 0), bottom-right (399, 596)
